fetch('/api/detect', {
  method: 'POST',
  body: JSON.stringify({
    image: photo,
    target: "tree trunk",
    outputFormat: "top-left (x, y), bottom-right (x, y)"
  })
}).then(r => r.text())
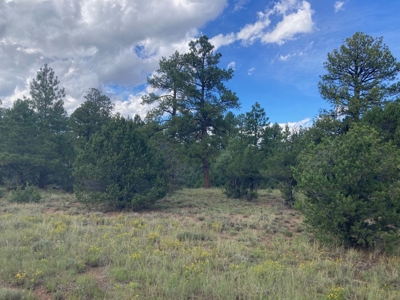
top-left (169, 170), bottom-right (176, 192)
top-left (39, 171), bottom-right (46, 189)
top-left (17, 172), bottom-right (24, 186)
top-left (203, 157), bottom-right (210, 189)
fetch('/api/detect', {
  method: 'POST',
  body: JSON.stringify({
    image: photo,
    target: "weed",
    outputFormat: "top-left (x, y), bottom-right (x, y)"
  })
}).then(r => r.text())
top-left (177, 232), bottom-right (210, 242)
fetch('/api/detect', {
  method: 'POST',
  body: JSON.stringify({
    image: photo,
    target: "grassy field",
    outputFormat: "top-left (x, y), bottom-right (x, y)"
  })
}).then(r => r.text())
top-left (0, 188), bottom-right (400, 299)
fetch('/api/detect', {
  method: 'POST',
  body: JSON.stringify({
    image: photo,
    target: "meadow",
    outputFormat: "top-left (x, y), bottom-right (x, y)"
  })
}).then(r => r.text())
top-left (0, 189), bottom-right (399, 300)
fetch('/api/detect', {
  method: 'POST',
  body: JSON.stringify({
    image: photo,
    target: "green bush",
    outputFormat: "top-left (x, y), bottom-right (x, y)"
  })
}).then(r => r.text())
top-left (294, 125), bottom-right (400, 248)
top-left (0, 288), bottom-right (23, 300)
top-left (73, 116), bottom-right (168, 209)
top-left (8, 184), bottom-right (41, 203)
top-left (215, 138), bottom-right (263, 201)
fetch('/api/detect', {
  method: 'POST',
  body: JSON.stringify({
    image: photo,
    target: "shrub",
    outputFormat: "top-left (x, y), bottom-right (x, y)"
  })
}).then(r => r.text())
top-left (7, 184), bottom-right (41, 203)
top-left (0, 288), bottom-right (23, 300)
top-left (73, 116), bottom-right (168, 209)
top-left (177, 232), bottom-right (209, 241)
top-left (215, 138), bottom-right (263, 201)
top-left (294, 125), bottom-right (400, 248)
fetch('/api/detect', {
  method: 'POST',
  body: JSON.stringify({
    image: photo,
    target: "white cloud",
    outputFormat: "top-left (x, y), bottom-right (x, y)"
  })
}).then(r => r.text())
top-left (210, 33), bottom-right (237, 49)
top-left (114, 95), bottom-right (147, 119)
top-left (247, 67), bottom-right (255, 75)
top-left (227, 61), bottom-right (236, 70)
top-left (274, 0), bottom-right (298, 15)
top-left (279, 117), bottom-right (312, 131)
top-left (279, 54), bottom-right (292, 61)
top-left (236, 11), bottom-right (271, 44)
top-left (214, 0), bottom-right (314, 48)
top-left (233, 0), bottom-right (250, 11)
top-left (334, 1), bottom-right (345, 12)
top-left (0, 0), bottom-right (228, 116)
top-left (261, 1), bottom-right (314, 45)
top-left (276, 40), bottom-right (313, 62)
top-left (0, 0), bottom-right (316, 118)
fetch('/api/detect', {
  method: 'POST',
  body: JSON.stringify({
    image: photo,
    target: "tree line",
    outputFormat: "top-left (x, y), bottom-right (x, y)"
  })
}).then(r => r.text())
top-left (1, 32), bottom-right (400, 248)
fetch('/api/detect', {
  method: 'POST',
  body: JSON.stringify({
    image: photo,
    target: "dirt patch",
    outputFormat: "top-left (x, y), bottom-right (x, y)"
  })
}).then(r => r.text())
top-left (87, 267), bottom-right (111, 292)
top-left (33, 285), bottom-right (52, 300)
top-left (45, 208), bottom-right (66, 214)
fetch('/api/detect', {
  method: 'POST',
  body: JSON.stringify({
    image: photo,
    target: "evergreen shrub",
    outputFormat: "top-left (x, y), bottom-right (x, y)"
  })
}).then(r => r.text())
top-left (295, 125), bottom-right (400, 248)
top-left (73, 116), bottom-right (168, 209)
top-left (8, 184), bottom-right (41, 203)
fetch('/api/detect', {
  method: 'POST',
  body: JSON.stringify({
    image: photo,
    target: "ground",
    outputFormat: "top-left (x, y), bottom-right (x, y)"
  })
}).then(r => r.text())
top-left (0, 188), bottom-right (399, 299)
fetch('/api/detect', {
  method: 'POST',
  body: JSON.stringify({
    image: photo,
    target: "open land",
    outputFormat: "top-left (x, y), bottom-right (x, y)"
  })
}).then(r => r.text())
top-left (0, 189), bottom-right (399, 300)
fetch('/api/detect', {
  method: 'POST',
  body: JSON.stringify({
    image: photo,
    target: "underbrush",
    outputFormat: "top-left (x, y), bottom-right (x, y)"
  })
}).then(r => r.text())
top-left (0, 189), bottom-right (399, 299)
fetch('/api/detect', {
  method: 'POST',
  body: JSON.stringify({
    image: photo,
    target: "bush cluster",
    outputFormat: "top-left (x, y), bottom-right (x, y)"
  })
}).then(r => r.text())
top-left (8, 184), bottom-right (41, 203)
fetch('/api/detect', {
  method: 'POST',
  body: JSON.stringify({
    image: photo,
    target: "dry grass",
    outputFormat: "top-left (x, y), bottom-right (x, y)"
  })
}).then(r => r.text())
top-left (0, 188), bottom-right (399, 299)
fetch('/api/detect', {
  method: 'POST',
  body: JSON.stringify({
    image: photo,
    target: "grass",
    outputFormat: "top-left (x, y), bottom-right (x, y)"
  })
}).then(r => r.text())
top-left (0, 188), bottom-right (400, 299)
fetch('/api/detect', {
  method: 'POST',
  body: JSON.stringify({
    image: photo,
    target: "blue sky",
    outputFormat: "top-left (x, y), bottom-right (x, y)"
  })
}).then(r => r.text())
top-left (1, 0), bottom-right (399, 127)
top-left (202, 0), bottom-right (400, 125)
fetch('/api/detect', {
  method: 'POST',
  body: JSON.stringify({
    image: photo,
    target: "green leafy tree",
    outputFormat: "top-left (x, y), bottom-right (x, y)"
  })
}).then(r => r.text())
top-left (181, 35), bottom-right (240, 188)
top-left (319, 32), bottom-right (400, 121)
top-left (261, 122), bottom-right (284, 153)
top-left (30, 64), bottom-right (67, 133)
top-left (214, 103), bottom-right (270, 199)
top-left (28, 64), bottom-right (69, 188)
top-left (141, 52), bottom-right (193, 190)
top-left (223, 111), bottom-right (240, 138)
top-left (70, 88), bottom-right (114, 147)
top-left (141, 51), bottom-right (189, 123)
top-left (141, 36), bottom-right (239, 188)
top-left (362, 99), bottom-right (400, 147)
top-left (243, 102), bottom-right (269, 146)
top-left (294, 125), bottom-right (400, 247)
top-left (0, 99), bottom-right (41, 186)
top-left (215, 137), bottom-right (263, 200)
top-left (263, 125), bottom-right (304, 207)
top-left (73, 116), bottom-right (168, 209)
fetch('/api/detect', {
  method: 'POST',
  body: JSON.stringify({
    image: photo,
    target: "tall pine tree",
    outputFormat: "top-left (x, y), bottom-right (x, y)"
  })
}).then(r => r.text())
top-left (182, 36), bottom-right (239, 188)
top-left (29, 64), bottom-right (69, 188)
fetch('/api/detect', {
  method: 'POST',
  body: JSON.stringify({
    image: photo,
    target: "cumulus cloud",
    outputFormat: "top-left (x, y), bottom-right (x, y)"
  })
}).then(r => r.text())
top-left (247, 67), bottom-right (255, 75)
top-left (334, 1), bottom-right (345, 12)
top-left (210, 0), bottom-right (314, 48)
top-left (236, 11), bottom-right (272, 44)
top-left (0, 0), bottom-right (315, 117)
top-left (0, 0), bottom-right (227, 116)
top-left (260, 1), bottom-right (314, 45)
top-left (210, 33), bottom-right (237, 50)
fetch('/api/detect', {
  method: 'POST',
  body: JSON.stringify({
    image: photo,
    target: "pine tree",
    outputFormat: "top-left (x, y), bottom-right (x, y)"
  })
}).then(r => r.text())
top-left (319, 32), bottom-right (400, 121)
top-left (142, 51), bottom-right (189, 123)
top-left (73, 116), bottom-right (168, 209)
top-left (0, 99), bottom-right (41, 186)
top-left (70, 88), bottom-right (114, 147)
top-left (295, 124), bottom-right (400, 247)
top-left (29, 64), bottom-right (68, 188)
top-left (182, 35), bottom-right (239, 188)
top-left (263, 125), bottom-right (304, 207)
top-left (243, 102), bottom-right (269, 146)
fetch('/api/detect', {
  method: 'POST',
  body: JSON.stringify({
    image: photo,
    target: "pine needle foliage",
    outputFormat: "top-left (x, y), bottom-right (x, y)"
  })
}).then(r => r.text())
top-left (73, 116), bottom-right (168, 209)
top-left (295, 124), bottom-right (400, 248)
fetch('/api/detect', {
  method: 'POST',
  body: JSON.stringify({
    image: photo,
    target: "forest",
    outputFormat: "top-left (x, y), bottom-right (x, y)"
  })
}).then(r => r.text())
top-left (1, 31), bottom-right (400, 250)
